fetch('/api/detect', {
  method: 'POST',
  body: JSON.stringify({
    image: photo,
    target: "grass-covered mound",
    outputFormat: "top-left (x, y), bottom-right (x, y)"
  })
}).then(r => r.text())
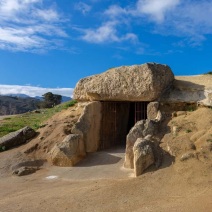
top-left (0, 100), bottom-right (77, 138)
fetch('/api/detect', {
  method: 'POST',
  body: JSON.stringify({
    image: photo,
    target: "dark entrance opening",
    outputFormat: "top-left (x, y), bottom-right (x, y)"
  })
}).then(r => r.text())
top-left (99, 102), bottom-right (148, 150)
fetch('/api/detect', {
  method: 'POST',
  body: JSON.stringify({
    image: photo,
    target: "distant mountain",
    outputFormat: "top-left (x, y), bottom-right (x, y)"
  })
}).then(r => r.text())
top-left (7, 94), bottom-right (31, 98)
top-left (6, 94), bottom-right (71, 102)
top-left (61, 96), bottom-right (72, 102)
top-left (0, 95), bottom-right (40, 115)
top-left (0, 94), bottom-right (72, 115)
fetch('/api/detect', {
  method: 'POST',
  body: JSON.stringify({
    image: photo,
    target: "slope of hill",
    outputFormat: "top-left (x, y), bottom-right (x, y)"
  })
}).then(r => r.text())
top-left (0, 102), bottom-right (211, 212)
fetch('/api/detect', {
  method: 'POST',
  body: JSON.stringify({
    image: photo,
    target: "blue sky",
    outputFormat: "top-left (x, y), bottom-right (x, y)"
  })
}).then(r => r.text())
top-left (0, 0), bottom-right (212, 97)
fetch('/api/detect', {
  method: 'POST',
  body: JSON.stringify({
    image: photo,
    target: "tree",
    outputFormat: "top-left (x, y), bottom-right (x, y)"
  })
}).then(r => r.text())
top-left (39, 92), bottom-right (62, 108)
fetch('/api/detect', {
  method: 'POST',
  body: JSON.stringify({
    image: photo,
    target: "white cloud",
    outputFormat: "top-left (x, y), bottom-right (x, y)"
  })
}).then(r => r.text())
top-left (81, 21), bottom-right (119, 43)
top-left (104, 5), bottom-right (127, 19)
top-left (0, 85), bottom-right (73, 97)
top-left (0, 0), bottom-right (68, 52)
top-left (81, 21), bottom-right (138, 44)
top-left (0, 0), bottom-right (41, 21)
top-left (135, 0), bottom-right (180, 22)
top-left (75, 2), bottom-right (91, 15)
top-left (146, 1), bottom-right (212, 45)
top-left (35, 8), bottom-right (59, 21)
top-left (96, 0), bottom-right (212, 46)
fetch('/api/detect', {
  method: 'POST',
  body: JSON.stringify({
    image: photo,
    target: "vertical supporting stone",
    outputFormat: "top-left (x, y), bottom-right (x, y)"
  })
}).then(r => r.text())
top-left (72, 101), bottom-right (102, 153)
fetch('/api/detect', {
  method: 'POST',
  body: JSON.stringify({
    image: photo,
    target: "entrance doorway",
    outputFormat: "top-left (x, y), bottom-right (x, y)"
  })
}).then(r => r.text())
top-left (99, 102), bottom-right (148, 150)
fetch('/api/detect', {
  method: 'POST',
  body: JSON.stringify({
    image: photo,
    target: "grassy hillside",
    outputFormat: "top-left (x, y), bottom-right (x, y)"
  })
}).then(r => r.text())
top-left (0, 100), bottom-right (77, 138)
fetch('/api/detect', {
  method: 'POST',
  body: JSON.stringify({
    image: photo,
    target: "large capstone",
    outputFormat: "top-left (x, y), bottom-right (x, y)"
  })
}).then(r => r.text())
top-left (74, 63), bottom-right (174, 102)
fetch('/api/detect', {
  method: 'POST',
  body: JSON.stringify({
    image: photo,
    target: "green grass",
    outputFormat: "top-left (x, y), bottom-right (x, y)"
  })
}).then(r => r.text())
top-left (186, 129), bottom-right (192, 133)
top-left (186, 106), bottom-right (196, 112)
top-left (0, 100), bottom-right (77, 138)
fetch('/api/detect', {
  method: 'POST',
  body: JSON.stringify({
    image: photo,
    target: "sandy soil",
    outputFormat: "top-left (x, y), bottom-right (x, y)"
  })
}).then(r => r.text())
top-left (0, 149), bottom-right (211, 212)
top-left (0, 101), bottom-right (212, 211)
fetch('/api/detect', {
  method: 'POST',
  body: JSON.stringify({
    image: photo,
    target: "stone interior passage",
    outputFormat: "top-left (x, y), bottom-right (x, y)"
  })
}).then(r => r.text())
top-left (99, 102), bottom-right (148, 150)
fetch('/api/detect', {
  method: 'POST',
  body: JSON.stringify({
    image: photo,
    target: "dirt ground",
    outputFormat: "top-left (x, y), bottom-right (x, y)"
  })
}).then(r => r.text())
top-left (0, 76), bottom-right (212, 211)
top-left (0, 148), bottom-right (211, 212)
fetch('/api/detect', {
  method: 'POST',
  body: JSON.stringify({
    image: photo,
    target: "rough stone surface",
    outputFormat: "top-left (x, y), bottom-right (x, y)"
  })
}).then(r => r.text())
top-left (74, 63), bottom-right (174, 101)
top-left (72, 101), bottom-right (101, 153)
top-left (124, 119), bottom-right (159, 169)
top-left (133, 138), bottom-right (155, 177)
top-left (143, 119), bottom-right (159, 136)
top-left (49, 134), bottom-right (86, 167)
top-left (180, 152), bottom-right (195, 161)
top-left (11, 160), bottom-right (46, 171)
top-left (0, 126), bottom-right (37, 150)
top-left (167, 138), bottom-right (196, 157)
top-left (161, 75), bottom-right (212, 107)
top-left (147, 102), bottom-right (159, 120)
top-left (124, 120), bottom-right (145, 168)
top-left (12, 166), bottom-right (38, 176)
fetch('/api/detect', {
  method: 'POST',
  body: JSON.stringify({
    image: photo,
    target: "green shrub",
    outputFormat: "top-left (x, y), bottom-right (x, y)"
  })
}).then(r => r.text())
top-left (3, 117), bottom-right (11, 120)
top-left (204, 71), bottom-right (212, 75)
top-left (62, 100), bottom-right (77, 109)
top-left (0, 146), bottom-right (6, 152)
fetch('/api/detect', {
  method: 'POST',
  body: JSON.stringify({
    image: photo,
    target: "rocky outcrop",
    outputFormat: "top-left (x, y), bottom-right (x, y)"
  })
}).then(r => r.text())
top-left (74, 63), bottom-right (174, 102)
top-left (180, 152), bottom-right (196, 161)
top-left (161, 75), bottom-right (212, 107)
top-left (72, 101), bottom-right (101, 152)
top-left (133, 138), bottom-right (155, 177)
top-left (0, 127), bottom-right (37, 150)
top-left (166, 136), bottom-right (196, 157)
top-left (48, 134), bottom-right (86, 167)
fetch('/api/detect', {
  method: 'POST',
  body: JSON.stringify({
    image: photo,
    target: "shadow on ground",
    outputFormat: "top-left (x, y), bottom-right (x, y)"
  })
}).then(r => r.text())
top-left (76, 151), bottom-right (122, 167)
top-left (143, 151), bottom-right (175, 174)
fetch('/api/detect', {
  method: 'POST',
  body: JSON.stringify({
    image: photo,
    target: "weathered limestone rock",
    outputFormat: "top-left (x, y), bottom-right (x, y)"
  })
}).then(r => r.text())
top-left (72, 101), bottom-right (101, 152)
top-left (12, 166), bottom-right (38, 176)
top-left (133, 138), bottom-right (155, 177)
top-left (124, 119), bottom-right (160, 169)
top-left (124, 120), bottom-right (145, 168)
top-left (180, 152), bottom-right (196, 161)
top-left (167, 136), bottom-right (196, 157)
top-left (147, 102), bottom-right (159, 120)
top-left (143, 119), bottom-right (159, 136)
top-left (147, 102), bottom-right (163, 122)
top-left (74, 63), bottom-right (174, 101)
top-left (161, 75), bottom-right (212, 107)
top-left (0, 126), bottom-right (37, 150)
top-left (48, 134), bottom-right (85, 167)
